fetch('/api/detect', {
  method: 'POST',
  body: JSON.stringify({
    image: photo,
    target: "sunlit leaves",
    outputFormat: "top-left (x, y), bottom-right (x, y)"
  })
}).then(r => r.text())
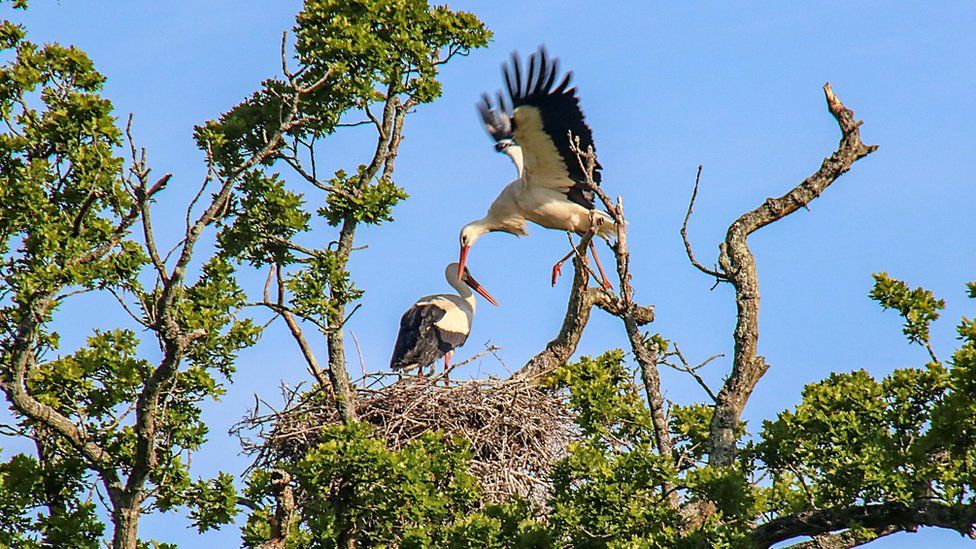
top-left (548, 352), bottom-right (681, 546)
top-left (286, 251), bottom-right (363, 326)
top-left (194, 79), bottom-right (292, 172)
top-left (0, 453), bottom-right (103, 548)
top-left (669, 403), bottom-right (715, 466)
top-left (218, 170), bottom-right (310, 266)
top-left (758, 363), bottom-right (958, 514)
top-left (270, 424), bottom-right (483, 546)
top-left (179, 256), bottom-right (261, 377)
top-left (184, 472), bottom-right (240, 533)
top-left (29, 329), bottom-right (151, 422)
top-left (871, 272), bottom-right (945, 347)
top-left (295, 0), bottom-right (491, 105)
top-left (549, 350), bottom-right (654, 444)
top-left (321, 168), bottom-right (407, 226)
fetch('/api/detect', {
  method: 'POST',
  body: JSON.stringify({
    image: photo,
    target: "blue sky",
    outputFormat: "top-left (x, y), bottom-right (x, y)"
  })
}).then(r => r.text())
top-left (3, 1), bottom-right (975, 546)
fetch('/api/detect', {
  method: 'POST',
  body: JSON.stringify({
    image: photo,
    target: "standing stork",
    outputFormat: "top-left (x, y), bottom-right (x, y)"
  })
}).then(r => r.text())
top-left (458, 46), bottom-right (615, 289)
top-left (390, 262), bottom-right (498, 376)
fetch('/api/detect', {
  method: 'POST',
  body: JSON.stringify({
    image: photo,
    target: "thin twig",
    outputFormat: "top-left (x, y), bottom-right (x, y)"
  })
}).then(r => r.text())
top-left (681, 164), bottom-right (728, 281)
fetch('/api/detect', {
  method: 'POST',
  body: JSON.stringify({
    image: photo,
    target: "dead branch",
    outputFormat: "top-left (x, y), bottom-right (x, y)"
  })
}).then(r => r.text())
top-left (682, 164), bottom-right (727, 282)
top-left (707, 83), bottom-right (878, 467)
top-left (663, 344), bottom-right (721, 402)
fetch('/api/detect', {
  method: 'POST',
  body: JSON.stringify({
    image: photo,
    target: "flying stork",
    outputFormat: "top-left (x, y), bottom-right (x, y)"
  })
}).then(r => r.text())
top-left (458, 46), bottom-right (615, 289)
top-left (390, 262), bottom-right (498, 376)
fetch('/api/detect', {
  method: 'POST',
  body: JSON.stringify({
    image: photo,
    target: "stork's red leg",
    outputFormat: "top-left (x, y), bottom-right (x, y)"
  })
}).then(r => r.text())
top-left (443, 350), bottom-right (454, 385)
top-left (588, 239), bottom-right (614, 290)
top-left (551, 248), bottom-right (576, 286)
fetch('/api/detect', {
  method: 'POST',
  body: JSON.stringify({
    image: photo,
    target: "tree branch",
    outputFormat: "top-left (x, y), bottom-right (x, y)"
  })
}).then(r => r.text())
top-left (753, 501), bottom-right (976, 548)
top-left (516, 235), bottom-right (600, 384)
top-left (682, 164), bottom-right (727, 281)
top-left (271, 264), bottom-right (332, 391)
top-left (785, 525), bottom-right (900, 549)
top-left (707, 83), bottom-right (878, 467)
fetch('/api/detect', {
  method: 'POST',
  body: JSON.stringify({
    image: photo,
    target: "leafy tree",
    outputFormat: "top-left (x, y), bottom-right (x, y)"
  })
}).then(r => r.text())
top-left (2, 1), bottom-right (976, 548)
top-left (0, 0), bottom-right (488, 546)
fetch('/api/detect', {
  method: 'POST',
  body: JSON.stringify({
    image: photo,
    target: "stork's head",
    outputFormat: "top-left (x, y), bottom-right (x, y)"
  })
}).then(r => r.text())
top-left (457, 221), bottom-right (491, 279)
top-left (445, 262), bottom-right (498, 307)
top-left (494, 138), bottom-right (523, 176)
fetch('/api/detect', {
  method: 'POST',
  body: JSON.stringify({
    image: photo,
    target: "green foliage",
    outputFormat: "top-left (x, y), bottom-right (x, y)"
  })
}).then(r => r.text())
top-left (321, 168), bottom-right (408, 226)
top-left (0, 452), bottom-right (103, 548)
top-left (548, 352), bottom-right (681, 547)
top-left (194, 80), bottom-right (292, 172)
top-left (241, 424), bottom-right (503, 547)
top-left (181, 472), bottom-right (240, 533)
top-left (759, 367), bottom-right (944, 509)
top-left (0, 17), bottom-right (142, 306)
top-left (286, 251), bottom-right (364, 326)
top-left (871, 272), bottom-right (945, 347)
top-left (682, 465), bottom-right (758, 547)
top-left (759, 278), bottom-right (976, 521)
top-left (295, 0), bottom-right (491, 105)
top-left (670, 403), bottom-right (714, 466)
top-left (218, 171), bottom-right (311, 266)
top-left (0, 19), bottom-right (145, 543)
top-left (178, 255), bottom-right (261, 376)
top-left (29, 330), bottom-right (150, 425)
top-left (424, 500), bottom-right (553, 548)
top-left (548, 350), bottom-right (655, 443)
top-left (924, 280), bottom-right (976, 496)
top-left (0, 12), bottom-right (269, 546)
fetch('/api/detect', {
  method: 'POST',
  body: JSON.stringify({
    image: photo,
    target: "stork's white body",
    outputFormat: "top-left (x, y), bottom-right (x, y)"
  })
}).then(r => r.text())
top-left (482, 176), bottom-right (613, 238)
top-left (416, 292), bottom-right (476, 335)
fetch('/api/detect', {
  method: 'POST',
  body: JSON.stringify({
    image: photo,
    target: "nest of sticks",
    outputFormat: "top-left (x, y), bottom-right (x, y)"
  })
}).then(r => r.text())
top-left (235, 374), bottom-right (574, 503)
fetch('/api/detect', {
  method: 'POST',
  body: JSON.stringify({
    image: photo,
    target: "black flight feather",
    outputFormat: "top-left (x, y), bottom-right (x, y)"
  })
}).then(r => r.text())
top-left (478, 46), bottom-right (602, 209)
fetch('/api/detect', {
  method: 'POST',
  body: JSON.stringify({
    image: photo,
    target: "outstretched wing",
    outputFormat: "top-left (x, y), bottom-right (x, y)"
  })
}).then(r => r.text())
top-left (477, 92), bottom-right (513, 146)
top-left (498, 46), bottom-right (601, 208)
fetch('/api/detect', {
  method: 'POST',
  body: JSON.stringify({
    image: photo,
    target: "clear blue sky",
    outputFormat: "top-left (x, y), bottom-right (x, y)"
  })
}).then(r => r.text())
top-left (3, 1), bottom-right (975, 547)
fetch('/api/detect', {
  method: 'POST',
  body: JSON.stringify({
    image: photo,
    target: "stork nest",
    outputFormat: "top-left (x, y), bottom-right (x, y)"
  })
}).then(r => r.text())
top-left (234, 375), bottom-right (574, 503)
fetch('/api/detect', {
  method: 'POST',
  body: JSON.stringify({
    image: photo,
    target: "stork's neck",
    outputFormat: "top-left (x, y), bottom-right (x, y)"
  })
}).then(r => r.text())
top-left (505, 145), bottom-right (524, 177)
top-left (448, 277), bottom-right (477, 311)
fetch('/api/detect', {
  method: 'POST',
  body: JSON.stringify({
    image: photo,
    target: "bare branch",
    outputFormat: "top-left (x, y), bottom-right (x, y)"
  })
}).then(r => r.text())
top-left (664, 344), bottom-right (720, 402)
top-left (431, 344), bottom-right (503, 383)
top-left (272, 264), bottom-right (332, 390)
top-left (516, 235), bottom-right (599, 384)
top-left (681, 164), bottom-right (727, 281)
top-left (753, 501), bottom-right (976, 548)
top-left (708, 84), bottom-right (878, 468)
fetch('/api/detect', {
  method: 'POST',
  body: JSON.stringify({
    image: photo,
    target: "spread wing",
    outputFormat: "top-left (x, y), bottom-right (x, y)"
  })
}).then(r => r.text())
top-left (477, 91), bottom-right (513, 145)
top-left (480, 46), bottom-right (601, 209)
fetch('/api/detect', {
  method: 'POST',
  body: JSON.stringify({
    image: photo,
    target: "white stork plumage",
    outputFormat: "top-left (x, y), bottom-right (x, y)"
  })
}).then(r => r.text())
top-left (458, 46), bottom-right (615, 289)
top-left (390, 262), bottom-right (498, 376)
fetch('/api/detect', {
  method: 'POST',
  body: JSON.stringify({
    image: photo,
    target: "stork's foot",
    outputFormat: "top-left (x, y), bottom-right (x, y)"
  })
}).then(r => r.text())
top-left (551, 263), bottom-right (563, 286)
top-left (587, 237), bottom-right (614, 291)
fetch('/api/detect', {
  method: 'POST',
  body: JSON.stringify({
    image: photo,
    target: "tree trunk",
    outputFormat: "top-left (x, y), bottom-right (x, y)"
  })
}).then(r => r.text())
top-left (325, 216), bottom-right (360, 424)
top-left (112, 502), bottom-right (141, 549)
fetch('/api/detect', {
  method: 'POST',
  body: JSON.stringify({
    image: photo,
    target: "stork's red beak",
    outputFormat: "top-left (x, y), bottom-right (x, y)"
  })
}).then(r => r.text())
top-left (457, 245), bottom-right (470, 282)
top-left (464, 273), bottom-right (499, 307)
